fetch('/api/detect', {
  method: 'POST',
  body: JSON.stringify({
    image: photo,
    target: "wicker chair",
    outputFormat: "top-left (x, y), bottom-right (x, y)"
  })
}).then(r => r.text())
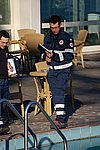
top-left (74, 29), bottom-right (88, 68)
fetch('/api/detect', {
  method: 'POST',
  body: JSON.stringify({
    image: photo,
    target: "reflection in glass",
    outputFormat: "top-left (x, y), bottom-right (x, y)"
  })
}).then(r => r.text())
top-left (41, 0), bottom-right (100, 46)
top-left (0, 0), bottom-right (11, 24)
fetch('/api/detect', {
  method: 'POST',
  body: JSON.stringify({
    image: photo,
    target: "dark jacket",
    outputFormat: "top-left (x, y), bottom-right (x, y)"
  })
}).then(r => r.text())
top-left (0, 46), bottom-right (9, 78)
top-left (43, 28), bottom-right (74, 67)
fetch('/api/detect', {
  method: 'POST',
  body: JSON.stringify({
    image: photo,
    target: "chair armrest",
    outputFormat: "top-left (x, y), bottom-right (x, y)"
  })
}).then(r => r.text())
top-left (30, 71), bottom-right (47, 77)
top-left (74, 40), bottom-right (84, 47)
top-left (18, 40), bottom-right (29, 53)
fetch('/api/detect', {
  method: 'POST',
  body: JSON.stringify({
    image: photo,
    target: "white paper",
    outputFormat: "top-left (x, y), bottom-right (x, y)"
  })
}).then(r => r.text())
top-left (39, 44), bottom-right (52, 53)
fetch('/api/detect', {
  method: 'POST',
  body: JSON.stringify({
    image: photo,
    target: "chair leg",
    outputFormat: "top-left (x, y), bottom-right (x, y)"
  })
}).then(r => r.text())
top-left (33, 78), bottom-right (41, 115)
top-left (34, 97), bottom-right (40, 115)
top-left (80, 52), bottom-right (85, 68)
top-left (18, 80), bottom-right (24, 117)
top-left (44, 79), bottom-right (52, 116)
top-left (21, 103), bottom-right (24, 117)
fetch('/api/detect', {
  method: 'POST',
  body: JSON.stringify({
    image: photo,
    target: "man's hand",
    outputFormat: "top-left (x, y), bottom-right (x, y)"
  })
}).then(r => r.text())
top-left (45, 51), bottom-right (53, 62)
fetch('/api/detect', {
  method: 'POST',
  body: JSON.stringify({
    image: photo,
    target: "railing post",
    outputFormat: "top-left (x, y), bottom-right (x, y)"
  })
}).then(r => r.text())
top-left (24, 101), bottom-right (38, 150)
top-left (24, 100), bottom-right (68, 150)
top-left (0, 99), bottom-right (38, 150)
top-left (64, 20), bottom-right (66, 32)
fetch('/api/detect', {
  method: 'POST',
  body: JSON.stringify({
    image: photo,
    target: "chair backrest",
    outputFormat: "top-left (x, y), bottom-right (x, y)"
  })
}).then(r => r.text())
top-left (75, 29), bottom-right (88, 53)
top-left (35, 61), bottom-right (49, 71)
top-left (9, 40), bottom-right (28, 53)
top-left (23, 33), bottom-right (44, 55)
top-left (17, 29), bottom-right (36, 39)
top-left (77, 29), bottom-right (88, 42)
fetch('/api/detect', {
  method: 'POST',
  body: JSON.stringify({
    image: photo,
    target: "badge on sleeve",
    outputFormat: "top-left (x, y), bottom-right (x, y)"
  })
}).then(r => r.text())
top-left (59, 40), bottom-right (64, 45)
top-left (70, 42), bottom-right (74, 47)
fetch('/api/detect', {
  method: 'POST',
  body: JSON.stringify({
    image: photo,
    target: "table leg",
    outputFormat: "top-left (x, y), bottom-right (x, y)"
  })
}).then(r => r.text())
top-left (33, 78), bottom-right (41, 115)
top-left (44, 79), bottom-right (52, 116)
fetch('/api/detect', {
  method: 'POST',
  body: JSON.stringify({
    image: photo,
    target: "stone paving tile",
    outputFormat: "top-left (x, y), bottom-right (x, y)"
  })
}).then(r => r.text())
top-left (0, 57), bottom-right (100, 141)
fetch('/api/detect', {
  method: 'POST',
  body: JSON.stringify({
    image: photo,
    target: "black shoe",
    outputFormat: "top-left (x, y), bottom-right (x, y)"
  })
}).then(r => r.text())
top-left (50, 120), bottom-right (68, 129)
top-left (0, 125), bottom-right (10, 135)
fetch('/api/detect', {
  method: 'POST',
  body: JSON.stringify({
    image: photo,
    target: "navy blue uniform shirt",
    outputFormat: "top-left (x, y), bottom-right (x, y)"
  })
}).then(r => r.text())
top-left (43, 28), bottom-right (74, 67)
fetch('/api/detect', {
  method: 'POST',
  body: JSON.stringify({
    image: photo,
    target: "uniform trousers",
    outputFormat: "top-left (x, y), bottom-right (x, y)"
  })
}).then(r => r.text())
top-left (48, 67), bottom-right (71, 123)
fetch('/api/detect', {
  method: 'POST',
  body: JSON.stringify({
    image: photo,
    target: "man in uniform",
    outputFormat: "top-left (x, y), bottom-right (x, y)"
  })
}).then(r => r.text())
top-left (42, 15), bottom-right (74, 129)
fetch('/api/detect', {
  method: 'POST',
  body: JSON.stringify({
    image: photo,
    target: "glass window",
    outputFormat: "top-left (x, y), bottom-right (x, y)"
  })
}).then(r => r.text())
top-left (0, 0), bottom-right (11, 24)
top-left (41, 0), bottom-right (100, 46)
top-left (41, 0), bottom-right (100, 22)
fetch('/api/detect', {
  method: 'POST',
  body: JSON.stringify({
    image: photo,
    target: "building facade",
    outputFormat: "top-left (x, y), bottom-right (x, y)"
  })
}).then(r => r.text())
top-left (0, 0), bottom-right (100, 53)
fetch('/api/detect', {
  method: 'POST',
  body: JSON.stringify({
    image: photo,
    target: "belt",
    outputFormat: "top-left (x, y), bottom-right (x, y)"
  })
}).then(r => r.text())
top-left (49, 62), bottom-right (72, 70)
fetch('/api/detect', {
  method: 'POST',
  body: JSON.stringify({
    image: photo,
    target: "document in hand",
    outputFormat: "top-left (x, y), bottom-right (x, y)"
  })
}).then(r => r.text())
top-left (38, 44), bottom-right (52, 53)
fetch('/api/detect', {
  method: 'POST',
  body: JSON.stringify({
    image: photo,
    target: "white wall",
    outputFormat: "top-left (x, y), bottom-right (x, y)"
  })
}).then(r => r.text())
top-left (11, 0), bottom-right (40, 39)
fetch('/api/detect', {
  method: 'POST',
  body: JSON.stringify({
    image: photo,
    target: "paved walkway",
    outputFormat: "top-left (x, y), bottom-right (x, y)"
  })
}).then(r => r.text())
top-left (0, 55), bottom-right (100, 141)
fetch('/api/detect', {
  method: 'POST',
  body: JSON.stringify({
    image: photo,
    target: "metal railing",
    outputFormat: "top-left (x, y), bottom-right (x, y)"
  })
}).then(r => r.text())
top-left (42, 20), bottom-right (100, 28)
top-left (24, 100), bottom-right (68, 150)
top-left (0, 99), bottom-right (38, 150)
